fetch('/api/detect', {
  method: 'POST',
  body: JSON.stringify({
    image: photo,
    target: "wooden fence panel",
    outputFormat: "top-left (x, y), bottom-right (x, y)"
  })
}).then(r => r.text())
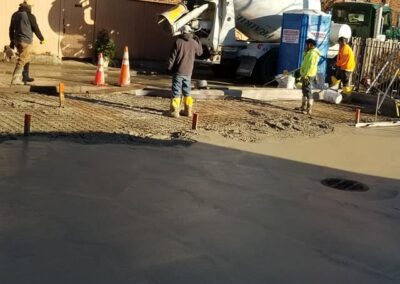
top-left (351, 38), bottom-right (400, 94)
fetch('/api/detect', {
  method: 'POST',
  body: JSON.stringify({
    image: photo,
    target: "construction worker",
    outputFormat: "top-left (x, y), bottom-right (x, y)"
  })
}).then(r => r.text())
top-left (9, 0), bottom-right (45, 85)
top-left (167, 25), bottom-right (203, 118)
top-left (297, 38), bottom-right (320, 115)
top-left (334, 37), bottom-right (355, 95)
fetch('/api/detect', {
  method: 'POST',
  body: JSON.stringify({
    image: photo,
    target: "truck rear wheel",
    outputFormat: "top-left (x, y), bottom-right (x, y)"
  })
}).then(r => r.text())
top-left (253, 49), bottom-right (279, 85)
top-left (211, 59), bottom-right (239, 78)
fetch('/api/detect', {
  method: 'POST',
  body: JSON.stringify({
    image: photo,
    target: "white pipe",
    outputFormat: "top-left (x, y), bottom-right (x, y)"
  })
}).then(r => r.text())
top-left (373, 7), bottom-right (384, 38)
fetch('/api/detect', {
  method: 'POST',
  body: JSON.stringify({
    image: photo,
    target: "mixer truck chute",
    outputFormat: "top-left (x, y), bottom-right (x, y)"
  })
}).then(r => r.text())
top-left (158, 0), bottom-right (325, 83)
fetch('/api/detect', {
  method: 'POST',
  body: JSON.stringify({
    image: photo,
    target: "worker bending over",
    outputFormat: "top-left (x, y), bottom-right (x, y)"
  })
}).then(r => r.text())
top-left (334, 37), bottom-right (355, 96)
top-left (167, 25), bottom-right (203, 118)
top-left (297, 39), bottom-right (320, 115)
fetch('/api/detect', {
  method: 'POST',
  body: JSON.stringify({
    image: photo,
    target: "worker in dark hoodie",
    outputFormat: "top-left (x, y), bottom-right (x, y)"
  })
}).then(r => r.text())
top-left (167, 25), bottom-right (203, 118)
top-left (9, 0), bottom-right (45, 85)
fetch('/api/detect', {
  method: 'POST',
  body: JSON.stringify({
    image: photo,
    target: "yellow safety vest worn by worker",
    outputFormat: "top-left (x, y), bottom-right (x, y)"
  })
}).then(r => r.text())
top-left (300, 48), bottom-right (320, 78)
top-left (336, 44), bottom-right (355, 72)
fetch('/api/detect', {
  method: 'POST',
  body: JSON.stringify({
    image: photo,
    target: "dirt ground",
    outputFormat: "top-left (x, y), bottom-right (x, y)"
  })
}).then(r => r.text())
top-left (0, 88), bottom-right (382, 143)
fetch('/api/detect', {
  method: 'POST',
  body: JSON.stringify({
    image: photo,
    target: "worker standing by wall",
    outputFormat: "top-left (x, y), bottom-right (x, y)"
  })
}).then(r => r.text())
top-left (167, 25), bottom-right (203, 118)
top-left (9, 0), bottom-right (45, 85)
top-left (334, 37), bottom-right (355, 96)
top-left (297, 39), bottom-right (320, 115)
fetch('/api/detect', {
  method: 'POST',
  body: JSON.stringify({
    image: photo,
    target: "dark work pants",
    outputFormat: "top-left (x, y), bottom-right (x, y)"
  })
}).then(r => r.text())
top-left (301, 76), bottom-right (315, 99)
top-left (336, 69), bottom-right (352, 87)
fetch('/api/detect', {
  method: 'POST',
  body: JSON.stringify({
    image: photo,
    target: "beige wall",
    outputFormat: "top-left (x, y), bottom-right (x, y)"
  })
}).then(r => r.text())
top-left (1, 0), bottom-right (174, 61)
top-left (95, 0), bottom-right (174, 60)
top-left (1, 0), bottom-right (62, 57)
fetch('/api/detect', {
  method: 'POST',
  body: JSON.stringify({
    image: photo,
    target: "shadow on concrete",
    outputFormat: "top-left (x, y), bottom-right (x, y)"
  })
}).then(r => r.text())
top-left (29, 85), bottom-right (59, 95)
top-left (0, 132), bottom-right (194, 147)
top-left (0, 135), bottom-right (399, 284)
top-left (64, 95), bottom-right (165, 115)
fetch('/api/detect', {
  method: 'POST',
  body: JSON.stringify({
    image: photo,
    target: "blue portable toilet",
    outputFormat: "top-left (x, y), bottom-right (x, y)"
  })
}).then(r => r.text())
top-left (277, 10), bottom-right (332, 86)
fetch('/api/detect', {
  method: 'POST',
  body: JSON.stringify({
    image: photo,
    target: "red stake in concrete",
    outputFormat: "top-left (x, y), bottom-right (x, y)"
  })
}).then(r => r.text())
top-left (24, 114), bottom-right (31, 136)
top-left (355, 108), bottom-right (361, 124)
top-left (192, 113), bottom-right (199, 130)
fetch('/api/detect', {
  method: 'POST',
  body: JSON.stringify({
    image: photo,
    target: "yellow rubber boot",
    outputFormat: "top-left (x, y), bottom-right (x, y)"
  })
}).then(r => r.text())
top-left (342, 86), bottom-right (353, 95)
top-left (330, 76), bottom-right (341, 88)
top-left (295, 96), bottom-right (307, 112)
top-left (170, 98), bottom-right (181, 118)
top-left (307, 99), bottom-right (314, 115)
top-left (181, 96), bottom-right (193, 117)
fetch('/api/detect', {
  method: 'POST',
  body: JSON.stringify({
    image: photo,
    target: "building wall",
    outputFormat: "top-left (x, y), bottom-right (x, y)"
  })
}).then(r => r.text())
top-left (387, 0), bottom-right (400, 23)
top-left (1, 0), bottom-right (62, 58)
top-left (364, 0), bottom-right (399, 24)
top-left (1, 0), bottom-right (175, 61)
top-left (95, 0), bottom-right (174, 60)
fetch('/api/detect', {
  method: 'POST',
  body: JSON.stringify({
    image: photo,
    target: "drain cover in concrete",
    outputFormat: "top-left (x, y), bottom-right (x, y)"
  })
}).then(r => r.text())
top-left (321, 178), bottom-right (369, 192)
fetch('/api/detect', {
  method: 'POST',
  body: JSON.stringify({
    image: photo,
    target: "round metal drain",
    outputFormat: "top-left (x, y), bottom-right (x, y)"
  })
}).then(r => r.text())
top-left (321, 178), bottom-right (369, 192)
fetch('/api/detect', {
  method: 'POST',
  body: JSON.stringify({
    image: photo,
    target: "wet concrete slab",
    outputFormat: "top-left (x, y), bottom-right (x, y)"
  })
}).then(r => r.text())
top-left (0, 137), bottom-right (399, 284)
top-left (0, 61), bottom-right (142, 95)
top-left (0, 61), bottom-right (303, 101)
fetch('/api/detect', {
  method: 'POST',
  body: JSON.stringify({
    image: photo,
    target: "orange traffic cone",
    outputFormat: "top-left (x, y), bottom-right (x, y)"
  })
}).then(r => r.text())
top-left (119, 46), bottom-right (131, 86)
top-left (94, 53), bottom-right (106, 86)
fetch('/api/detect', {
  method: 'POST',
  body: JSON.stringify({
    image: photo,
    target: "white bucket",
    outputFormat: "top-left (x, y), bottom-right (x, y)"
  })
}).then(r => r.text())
top-left (276, 74), bottom-right (295, 89)
top-left (324, 89), bottom-right (343, 104)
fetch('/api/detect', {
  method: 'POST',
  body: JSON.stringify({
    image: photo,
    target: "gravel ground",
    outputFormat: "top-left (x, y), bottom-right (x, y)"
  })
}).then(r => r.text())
top-left (0, 91), bottom-right (381, 143)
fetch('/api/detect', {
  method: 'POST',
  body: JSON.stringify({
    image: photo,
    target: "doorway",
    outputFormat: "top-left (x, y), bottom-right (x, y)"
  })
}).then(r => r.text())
top-left (60, 0), bottom-right (97, 58)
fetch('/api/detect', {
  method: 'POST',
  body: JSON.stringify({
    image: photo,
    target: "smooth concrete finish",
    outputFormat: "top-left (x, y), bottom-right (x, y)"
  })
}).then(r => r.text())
top-left (135, 87), bottom-right (226, 100)
top-left (225, 87), bottom-right (303, 101)
top-left (0, 85), bottom-right (143, 96)
top-left (0, 138), bottom-right (399, 284)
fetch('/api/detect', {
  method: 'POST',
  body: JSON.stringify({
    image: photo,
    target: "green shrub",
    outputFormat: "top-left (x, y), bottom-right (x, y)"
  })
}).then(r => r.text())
top-left (94, 29), bottom-right (116, 61)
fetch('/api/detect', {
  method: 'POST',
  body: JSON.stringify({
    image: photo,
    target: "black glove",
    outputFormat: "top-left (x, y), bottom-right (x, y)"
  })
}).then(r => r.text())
top-left (10, 41), bottom-right (15, 49)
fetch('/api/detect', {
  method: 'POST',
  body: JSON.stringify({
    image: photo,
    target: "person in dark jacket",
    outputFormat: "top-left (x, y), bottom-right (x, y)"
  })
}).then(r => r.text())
top-left (167, 25), bottom-right (203, 118)
top-left (9, 0), bottom-right (45, 85)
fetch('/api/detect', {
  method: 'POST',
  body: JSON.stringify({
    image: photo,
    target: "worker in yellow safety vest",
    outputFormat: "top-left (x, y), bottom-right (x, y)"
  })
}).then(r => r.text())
top-left (333, 37), bottom-right (356, 95)
top-left (296, 38), bottom-right (320, 115)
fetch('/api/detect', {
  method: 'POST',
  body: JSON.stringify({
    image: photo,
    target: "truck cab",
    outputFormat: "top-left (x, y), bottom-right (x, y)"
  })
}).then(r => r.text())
top-left (331, 2), bottom-right (399, 39)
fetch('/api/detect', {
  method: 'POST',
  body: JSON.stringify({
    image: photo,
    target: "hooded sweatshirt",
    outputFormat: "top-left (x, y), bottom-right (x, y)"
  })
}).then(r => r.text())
top-left (9, 5), bottom-right (44, 44)
top-left (300, 47), bottom-right (321, 78)
top-left (168, 33), bottom-right (203, 76)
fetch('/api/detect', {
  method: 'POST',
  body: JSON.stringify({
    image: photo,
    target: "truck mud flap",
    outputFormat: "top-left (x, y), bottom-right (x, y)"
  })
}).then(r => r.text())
top-left (236, 56), bottom-right (257, 77)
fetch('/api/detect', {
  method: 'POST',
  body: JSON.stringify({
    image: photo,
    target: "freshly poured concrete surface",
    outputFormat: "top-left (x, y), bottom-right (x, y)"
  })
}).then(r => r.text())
top-left (0, 129), bottom-right (399, 283)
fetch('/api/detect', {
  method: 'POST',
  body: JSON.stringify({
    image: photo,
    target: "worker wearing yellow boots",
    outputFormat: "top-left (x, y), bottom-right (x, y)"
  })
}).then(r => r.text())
top-left (167, 25), bottom-right (203, 118)
top-left (297, 39), bottom-right (320, 115)
top-left (333, 37), bottom-right (355, 98)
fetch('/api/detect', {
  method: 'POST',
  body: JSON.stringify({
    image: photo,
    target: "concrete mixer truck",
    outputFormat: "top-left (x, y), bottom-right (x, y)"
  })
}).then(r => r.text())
top-left (158, 0), bottom-right (350, 83)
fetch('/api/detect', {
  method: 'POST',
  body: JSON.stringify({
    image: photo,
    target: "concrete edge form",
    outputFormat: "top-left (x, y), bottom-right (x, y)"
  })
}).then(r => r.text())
top-left (356, 121), bottom-right (400, 128)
